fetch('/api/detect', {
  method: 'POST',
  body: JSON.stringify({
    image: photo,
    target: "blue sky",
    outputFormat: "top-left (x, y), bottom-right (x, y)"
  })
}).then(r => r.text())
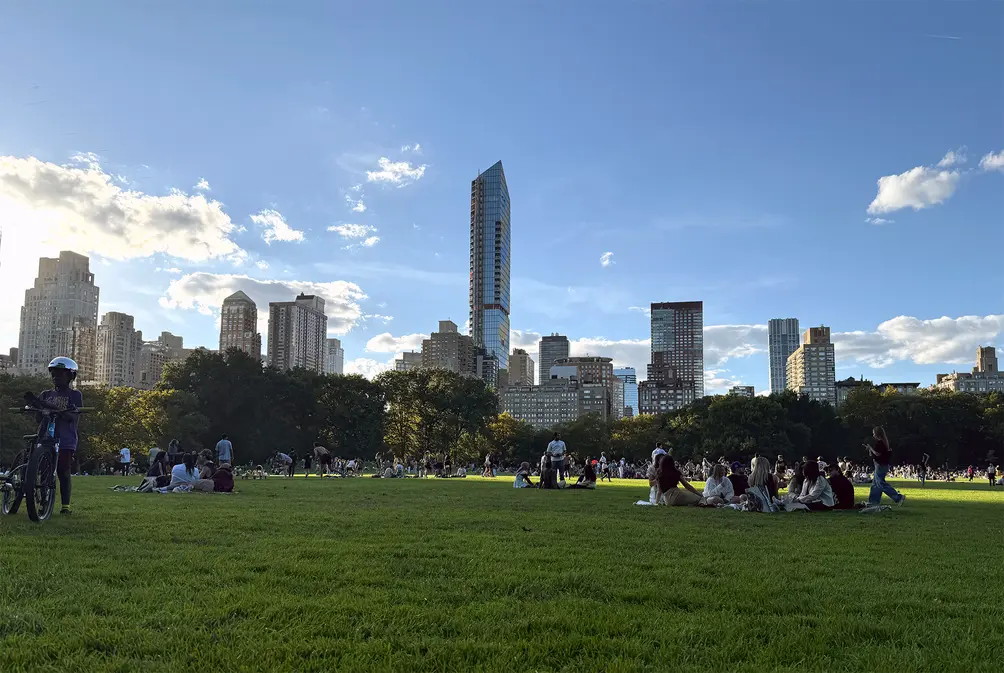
top-left (0, 1), bottom-right (1001, 391)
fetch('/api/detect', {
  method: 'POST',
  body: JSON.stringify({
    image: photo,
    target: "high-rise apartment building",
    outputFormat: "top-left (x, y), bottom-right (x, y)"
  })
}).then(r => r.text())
top-left (267, 294), bottom-right (328, 372)
top-left (219, 291), bottom-right (262, 360)
top-left (786, 326), bottom-right (836, 406)
top-left (550, 356), bottom-right (622, 419)
top-left (469, 161), bottom-right (511, 374)
top-left (18, 251), bottom-right (100, 375)
top-left (70, 318), bottom-right (97, 382)
top-left (730, 385), bottom-right (755, 397)
top-left (538, 334), bottom-right (570, 383)
top-left (614, 367), bottom-right (638, 417)
top-left (768, 318), bottom-right (800, 394)
top-left (95, 312), bottom-right (141, 387)
top-left (422, 320), bottom-right (477, 374)
top-left (640, 301), bottom-right (704, 414)
top-left (395, 351), bottom-right (423, 371)
top-left (325, 338), bottom-right (344, 375)
top-left (509, 348), bottom-right (535, 386)
top-left (135, 332), bottom-right (190, 390)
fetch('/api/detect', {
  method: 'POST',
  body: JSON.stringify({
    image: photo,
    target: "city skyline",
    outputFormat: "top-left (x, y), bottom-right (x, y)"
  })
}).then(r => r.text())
top-left (0, 3), bottom-right (1001, 394)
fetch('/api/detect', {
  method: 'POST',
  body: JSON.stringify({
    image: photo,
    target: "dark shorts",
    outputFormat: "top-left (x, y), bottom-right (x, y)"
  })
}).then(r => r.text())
top-left (58, 449), bottom-right (75, 471)
top-left (321, 455), bottom-right (332, 466)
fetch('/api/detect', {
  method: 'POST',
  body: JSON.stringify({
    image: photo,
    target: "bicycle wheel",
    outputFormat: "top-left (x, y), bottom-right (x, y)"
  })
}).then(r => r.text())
top-left (24, 446), bottom-right (57, 522)
top-left (1, 467), bottom-right (24, 515)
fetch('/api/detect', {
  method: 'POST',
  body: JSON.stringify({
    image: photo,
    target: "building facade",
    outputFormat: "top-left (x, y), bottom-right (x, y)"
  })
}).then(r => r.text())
top-left (538, 334), bottom-right (570, 383)
top-left (509, 348), bottom-right (535, 386)
top-left (614, 367), bottom-right (638, 417)
top-left (935, 346), bottom-right (1004, 394)
top-left (650, 301), bottom-right (704, 399)
top-left (135, 332), bottom-right (191, 390)
top-left (95, 312), bottom-right (141, 387)
top-left (267, 294), bottom-right (328, 372)
top-left (422, 320), bottom-right (477, 374)
top-left (768, 318), bottom-right (800, 394)
top-left (468, 160), bottom-right (511, 373)
top-left (730, 385), bottom-right (755, 397)
top-left (835, 377), bottom-right (921, 408)
top-left (501, 379), bottom-right (581, 430)
top-left (325, 338), bottom-right (344, 375)
top-left (18, 251), bottom-right (100, 375)
top-left (786, 326), bottom-right (837, 406)
top-left (219, 291), bottom-right (262, 360)
top-left (395, 351), bottom-right (423, 371)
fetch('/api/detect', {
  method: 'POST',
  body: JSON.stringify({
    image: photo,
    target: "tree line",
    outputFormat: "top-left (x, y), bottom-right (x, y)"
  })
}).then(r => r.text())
top-left (1, 348), bottom-right (1001, 471)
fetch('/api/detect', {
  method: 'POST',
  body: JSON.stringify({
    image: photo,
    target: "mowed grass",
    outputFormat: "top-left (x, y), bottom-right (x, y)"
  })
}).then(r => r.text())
top-left (2, 475), bottom-right (1003, 673)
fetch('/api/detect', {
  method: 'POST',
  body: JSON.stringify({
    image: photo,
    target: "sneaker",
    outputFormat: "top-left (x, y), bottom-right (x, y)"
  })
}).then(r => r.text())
top-left (897, 494), bottom-right (906, 506)
top-left (59, 506), bottom-right (72, 515)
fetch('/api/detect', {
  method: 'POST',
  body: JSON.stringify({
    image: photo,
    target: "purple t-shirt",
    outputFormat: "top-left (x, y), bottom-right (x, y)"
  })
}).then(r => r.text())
top-left (37, 389), bottom-right (83, 450)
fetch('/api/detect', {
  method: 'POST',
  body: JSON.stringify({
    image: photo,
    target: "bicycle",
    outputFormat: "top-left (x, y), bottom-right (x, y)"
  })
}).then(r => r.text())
top-left (1, 392), bottom-right (87, 522)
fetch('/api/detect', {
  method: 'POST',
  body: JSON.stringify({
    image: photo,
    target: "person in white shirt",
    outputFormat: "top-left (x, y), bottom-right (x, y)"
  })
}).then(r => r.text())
top-left (797, 461), bottom-right (835, 510)
top-left (618, 457), bottom-right (626, 479)
top-left (547, 433), bottom-right (567, 482)
top-left (119, 447), bottom-right (131, 476)
top-left (702, 464), bottom-right (734, 505)
top-left (168, 453), bottom-right (215, 491)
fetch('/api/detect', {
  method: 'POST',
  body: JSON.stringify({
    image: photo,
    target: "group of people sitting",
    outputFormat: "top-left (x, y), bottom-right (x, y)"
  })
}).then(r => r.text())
top-left (513, 453), bottom-right (598, 490)
top-left (141, 448), bottom-right (234, 493)
top-left (647, 449), bottom-right (857, 512)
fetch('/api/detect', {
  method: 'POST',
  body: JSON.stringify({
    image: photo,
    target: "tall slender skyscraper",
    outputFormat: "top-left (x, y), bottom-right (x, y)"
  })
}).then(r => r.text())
top-left (614, 367), bottom-right (638, 417)
top-left (538, 334), bottom-right (570, 383)
top-left (768, 318), bottom-right (800, 394)
top-left (267, 294), bottom-right (327, 372)
top-left (650, 301), bottom-right (704, 399)
top-left (95, 311), bottom-right (141, 387)
top-left (469, 160), bottom-right (511, 373)
top-left (325, 337), bottom-right (344, 375)
top-left (18, 251), bottom-right (100, 375)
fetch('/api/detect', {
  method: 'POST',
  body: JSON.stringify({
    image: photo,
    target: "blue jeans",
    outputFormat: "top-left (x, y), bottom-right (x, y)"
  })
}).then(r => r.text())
top-left (869, 463), bottom-right (903, 505)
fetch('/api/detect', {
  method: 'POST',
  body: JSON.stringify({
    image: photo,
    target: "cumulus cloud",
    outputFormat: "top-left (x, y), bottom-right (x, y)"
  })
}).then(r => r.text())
top-left (834, 314), bottom-right (1003, 368)
top-left (156, 267), bottom-right (182, 274)
top-left (979, 150), bottom-right (1004, 172)
top-left (627, 306), bottom-right (652, 317)
top-left (867, 165), bottom-right (961, 214)
top-left (345, 356), bottom-right (396, 379)
top-left (194, 178), bottom-right (211, 191)
top-left (705, 369), bottom-right (744, 394)
top-left (366, 157), bottom-right (427, 185)
top-left (328, 224), bottom-right (377, 239)
top-left (159, 272), bottom-right (367, 336)
top-left (704, 324), bottom-right (768, 367)
top-left (345, 194), bottom-right (367, 212)
top-left (251, 209), bottom-right (304, 244)
top-left (937, 148), bottom-right (967, 167)
top-left (599, 252), bottom-right (614, 267)
top-left (255, 260), bottom-right (269, 270)
top-left (865, 217), bottom-right (894, 225)
top-left (365, 332), bottom-right (429, 353)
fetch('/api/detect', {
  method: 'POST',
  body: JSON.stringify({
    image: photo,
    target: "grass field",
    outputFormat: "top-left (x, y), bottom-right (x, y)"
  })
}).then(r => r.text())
top-left (2, 475), bottom-right (1003, 672)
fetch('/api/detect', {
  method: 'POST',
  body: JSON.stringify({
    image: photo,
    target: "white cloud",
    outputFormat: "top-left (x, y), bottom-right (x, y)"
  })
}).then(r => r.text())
top-left (400, 143), bottom-right (422, 153)
top-left (251, 209), bottom-right (304, 244)
top-left (359, 236), bottom-right (380, 247)
top-left (156, 267), bottom-right (183, 274)
top-left (194, 178), bottom-right (211, 191)
top-left (365, 332), bottom-right (429, 353)
top-left (345, 194), bottom-right (367, 212)
top-left (704, 324), bottom-right (768, 367)
top-left (255, 260), bottom-right (269, 270)
top-left (865, 217), bottom-right (894, 225)
top-left (627, 306), bottom-right (651, 317)
top-left (0, 154), bottom-right (248, 345)
top-left (705, 369), bottom-right (743, 395)
top-left (366, 157), bottom-right (427, 185)
top-left (599, 252), bottom-right (614, 267)
top-left (937, 148), bottom-right (967, 167)
top-left (834, 314), bottom-right (1003, 368)
top-left (349, 184), bottom-right (363, 192)
top-left (979, 150), bottom-right (1004, 172)
top-left (328, 223), bottom-right (377, 239)
top-left (362, 314), bottom-right (394, 324)
top-left (345, 356), bottom-right (396, 379)
top-left (867, 164), bottom-right (961, 214)
top-left (159, 272), bottom-right (367, 336)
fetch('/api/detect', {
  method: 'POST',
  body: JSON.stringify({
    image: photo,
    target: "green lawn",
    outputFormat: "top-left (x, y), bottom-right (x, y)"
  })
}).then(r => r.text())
top-left (1, 475), bottom-right (1003, 672)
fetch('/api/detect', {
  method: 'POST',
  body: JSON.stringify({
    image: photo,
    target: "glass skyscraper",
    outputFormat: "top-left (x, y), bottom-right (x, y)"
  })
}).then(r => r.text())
top-left (469, 160), bottom-right (511, 372)
top-left (768, 318), bottom-right (800, 394)
top-left (614, 367), bottom-right (639, 417)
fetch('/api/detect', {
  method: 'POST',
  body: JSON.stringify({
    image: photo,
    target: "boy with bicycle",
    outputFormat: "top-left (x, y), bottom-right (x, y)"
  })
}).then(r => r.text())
top-left (38, 357), bottom-right (83, 515)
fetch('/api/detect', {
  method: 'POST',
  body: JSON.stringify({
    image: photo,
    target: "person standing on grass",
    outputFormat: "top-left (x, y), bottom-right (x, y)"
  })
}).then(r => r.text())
top-left (288, 450), bottom-right (298, 478)
top-left (119, 447), bottom-right (131, 476)
top-left (919, 453), bottom-right (930, 486)
top-left (215, 434), bottom-right (233, 466)
top-left (967, 464), bottom-right (975, 482)
top-left (865, 426), bottom-right (905, 506)
top-left (547, 433), bottom-right (567, 483)
top-left (987, 463), bottom-right (997, 486)
top-left (313, 442), bottom-right (331, 476)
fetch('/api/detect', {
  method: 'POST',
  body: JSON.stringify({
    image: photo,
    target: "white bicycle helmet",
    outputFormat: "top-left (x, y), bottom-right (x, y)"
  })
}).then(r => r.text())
top-left (47, 356), bottom-right (79, 379)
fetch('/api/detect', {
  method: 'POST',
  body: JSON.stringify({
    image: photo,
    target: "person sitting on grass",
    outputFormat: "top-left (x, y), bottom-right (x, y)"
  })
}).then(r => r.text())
top-left (796, 461), bottom-right (834, 511)
top-left (703, 464), bottom-right (734, 505)
top-left (539, 455), bottom-right (558, 490)
top-left (747, 456), bottom-right (778, 498)
top-left (827, 463), bottom-right (855, 510)
top-left (455, 466), bottom-right (467, 478)
top-left (212, 463), bottom-right (234, 492)
top-left (656, 455), bottom-right (705, 506)
top-left (169, 453), bottom-right (214, 491)
top-left (145, 450), bottom-right (171, 488)
top-left (199, 456), bottom-right (216, 480)
top-left (514, 462), bottom-right (534, 488)
top-left (569, 457), bottom-right (597, 489)
top-left (727, 462), bottom-right (749, 500)
top-left (647, 454), bottom-right (666, 504)
top-left (787, 462), bottom-right (804, 498)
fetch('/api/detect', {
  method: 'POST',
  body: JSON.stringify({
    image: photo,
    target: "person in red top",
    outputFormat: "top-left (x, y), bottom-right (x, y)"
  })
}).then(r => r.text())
top-left (865, 426), bottom-right (905, 506)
